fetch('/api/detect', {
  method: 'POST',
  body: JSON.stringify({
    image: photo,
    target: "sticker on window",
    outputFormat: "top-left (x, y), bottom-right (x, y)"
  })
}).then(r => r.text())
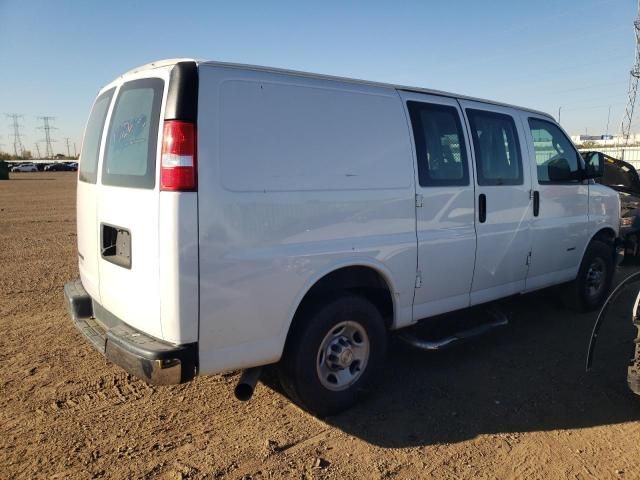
top-left (111, 114), bottom-right (148, 152)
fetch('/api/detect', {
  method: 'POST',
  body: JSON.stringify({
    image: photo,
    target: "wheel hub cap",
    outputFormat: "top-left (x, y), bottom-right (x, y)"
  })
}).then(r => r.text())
top-left (327, 337), bottom-right (354, 369)
top-left (586, 258), bottom-right (606, 299)
top-left (317, 321), bottom-right (370, 391)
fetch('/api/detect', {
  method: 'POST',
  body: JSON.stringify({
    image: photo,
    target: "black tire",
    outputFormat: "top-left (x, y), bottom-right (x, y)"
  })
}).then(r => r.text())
top-left (565, 239), bottom-right (614, 312)
top-left (278, 294), bottom-right (387, 416)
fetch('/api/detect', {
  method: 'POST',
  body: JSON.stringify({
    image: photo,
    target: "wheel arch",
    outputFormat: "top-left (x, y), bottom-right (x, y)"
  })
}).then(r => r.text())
top-left (280, 261), bottom-right (398, 356)
top-left (581, 226), bottom-right (617, 265)
top-left (591, 227), bottom-right (616, 244)
top-left (590, 226), bottom-right (616, 253)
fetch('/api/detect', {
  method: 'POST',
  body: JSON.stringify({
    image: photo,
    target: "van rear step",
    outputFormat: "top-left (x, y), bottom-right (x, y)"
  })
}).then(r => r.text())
top-left (398, 306), bottom-right (509, 351)
top-left (64, 279), bottom-right (197, 385)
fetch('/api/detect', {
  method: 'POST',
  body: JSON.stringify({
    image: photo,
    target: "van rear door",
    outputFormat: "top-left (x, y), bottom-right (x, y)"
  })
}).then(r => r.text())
top-left (77, 88), bottom-right (115, 302)
top-left (96, 76), bottom-right (165, 339)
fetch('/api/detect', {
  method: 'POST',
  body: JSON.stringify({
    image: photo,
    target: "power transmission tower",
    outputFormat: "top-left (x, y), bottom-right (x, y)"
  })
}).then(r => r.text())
top-left (621, 0), bottom-right (640, 154)
top-left (34, 142), bottom-right (41, 159)
top-left (73, 142), bottom-right (77, 157)
top-left (6, 113), bottom-right (25, 157)
top-left (38, 116), bottom-right (57, 159)
top-left (64, 137), bottom-right (72, 157)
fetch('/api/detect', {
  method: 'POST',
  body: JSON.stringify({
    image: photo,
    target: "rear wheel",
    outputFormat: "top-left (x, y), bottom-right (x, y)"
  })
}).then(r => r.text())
top-left (565, 239), bottom-right (614, 311)
top-left (278, 294), bottom-right (387, 416)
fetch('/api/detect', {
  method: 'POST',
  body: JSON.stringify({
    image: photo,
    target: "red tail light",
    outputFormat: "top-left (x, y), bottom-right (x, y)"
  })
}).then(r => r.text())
top-left (161, 120), bottom-right (197, 191)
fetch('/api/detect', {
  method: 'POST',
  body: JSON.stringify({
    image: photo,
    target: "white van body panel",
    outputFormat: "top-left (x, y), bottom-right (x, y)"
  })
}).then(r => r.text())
top-left (457, 99), bottom-right (534, 305)
top-left (74, 58), bottom-right (621, 383)
top-left (587, 183), bottom-right (621, 245)
top-left (158, 193), bottom-right (199, 343)
top-left (95, 68), bottom-right (170, 340)
top-left (77, 180), bottom-right (101, 301)
top-left (519, 112), bottom-right (591, 292)
top-left (77, 64), bottom-right (199, 344)
top-left (77, 88), bottom-right (117, 304)
top-left (398, 90), bottom-right (477, 319)
top-left (196, 65), bottom-right (417, 374)
top-left (98, 185), bottom-right (163, 338)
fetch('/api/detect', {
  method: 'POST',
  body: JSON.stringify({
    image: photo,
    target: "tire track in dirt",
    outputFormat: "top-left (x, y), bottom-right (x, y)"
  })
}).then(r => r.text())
top-left (43, 373), bottom-right (156, 414)
top-left (4, 172), bottom-right (640, 480)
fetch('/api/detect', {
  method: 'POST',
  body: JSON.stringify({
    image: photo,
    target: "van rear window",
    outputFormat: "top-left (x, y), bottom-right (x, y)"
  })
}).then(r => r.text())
top-left (102, 78), bottom-right (163, 189)
top-left (79, 88), bottom-right (114, 184)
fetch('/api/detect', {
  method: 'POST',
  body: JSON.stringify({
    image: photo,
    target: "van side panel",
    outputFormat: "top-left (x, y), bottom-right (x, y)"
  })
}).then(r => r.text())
top-left (587, 183), bottom-right (621, 242)
top-left (77, 181), bottom-right (101, 301)
top-left (158, 62), bottom-right (200, 345)
top-left (158, 193), bottom-right (199, 344)
top-left (519, 112), bottom-right (591, 291)
top-left (196, 65), bottom-right (417, 374)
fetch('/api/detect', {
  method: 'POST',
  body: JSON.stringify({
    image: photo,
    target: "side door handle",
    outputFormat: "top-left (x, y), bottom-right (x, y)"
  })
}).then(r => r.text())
top-left (533, 190), bottom-right (540, 217)
top-left (479, 193), bottom-right (487, 223)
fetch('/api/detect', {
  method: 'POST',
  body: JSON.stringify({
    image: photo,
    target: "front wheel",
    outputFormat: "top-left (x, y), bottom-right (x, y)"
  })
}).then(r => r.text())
top-left (278, 294), bottom-right (387, 416)
top-left (565, 239), bottom-right (615, 311)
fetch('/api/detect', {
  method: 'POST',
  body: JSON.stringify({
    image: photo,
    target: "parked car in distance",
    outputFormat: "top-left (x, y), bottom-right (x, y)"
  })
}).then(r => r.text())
top-left (45, 162), bottom-right (75, 172)
top-left (65, 59), bottom-right (620, 416)
top-left (584, 151), bottom-right (640, 260)
top-left (11, 162), bottom-right (38, 172)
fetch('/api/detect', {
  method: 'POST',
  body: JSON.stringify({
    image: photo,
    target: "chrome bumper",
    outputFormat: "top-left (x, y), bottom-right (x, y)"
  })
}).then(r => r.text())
top-left (64, 279), bottom-right (197, 385)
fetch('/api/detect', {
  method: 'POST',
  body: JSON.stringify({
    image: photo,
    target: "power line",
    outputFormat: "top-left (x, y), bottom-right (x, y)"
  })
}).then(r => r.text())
top-left (6, 113), bottom-right (25, 157)
top-left (64, 137), bottom-right (72, 157)
top-left (37, 116), bottom-right (57, 158)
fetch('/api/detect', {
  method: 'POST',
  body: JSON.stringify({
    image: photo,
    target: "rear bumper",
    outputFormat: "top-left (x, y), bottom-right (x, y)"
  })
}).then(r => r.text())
top-left (64, 279), bottom-right (197, 385)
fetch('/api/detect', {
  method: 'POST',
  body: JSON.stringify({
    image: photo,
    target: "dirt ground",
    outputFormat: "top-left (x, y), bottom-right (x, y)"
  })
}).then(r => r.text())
top-left (2, 172), bottom-right (640, 480)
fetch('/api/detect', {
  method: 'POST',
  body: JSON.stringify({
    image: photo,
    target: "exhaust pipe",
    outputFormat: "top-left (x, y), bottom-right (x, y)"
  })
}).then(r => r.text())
top-left (234, 367), bottom-right (262, 401)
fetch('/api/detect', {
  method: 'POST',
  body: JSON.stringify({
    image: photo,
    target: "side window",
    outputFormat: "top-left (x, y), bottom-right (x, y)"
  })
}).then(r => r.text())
top-left (407, 101), bottom-right (469, 187)
top-left (102, 78), bottom-right (164, 189)
top-left (528, 118), bottom-right (582, 184)
top-left (79, 88), bottom-right (114, 184)
top-left (466, 109), bottom-right (523, 186)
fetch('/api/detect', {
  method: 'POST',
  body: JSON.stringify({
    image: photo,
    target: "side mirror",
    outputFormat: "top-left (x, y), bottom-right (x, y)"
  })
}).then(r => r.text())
top-left (583, 151), bottom-right (604, 179)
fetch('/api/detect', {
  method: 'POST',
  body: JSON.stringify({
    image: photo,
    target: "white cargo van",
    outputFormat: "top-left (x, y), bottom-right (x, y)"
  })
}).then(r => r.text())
top-left (65, 59), bottom-right (620, 415)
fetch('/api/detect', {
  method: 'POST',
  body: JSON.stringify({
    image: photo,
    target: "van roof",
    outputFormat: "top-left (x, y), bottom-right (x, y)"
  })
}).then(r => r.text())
top-left (122, 58), bottom-right (554, 120)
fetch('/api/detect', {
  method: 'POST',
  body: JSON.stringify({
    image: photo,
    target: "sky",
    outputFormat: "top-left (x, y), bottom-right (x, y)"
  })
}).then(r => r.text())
top-left (0, 0), bottom-right (636, 156)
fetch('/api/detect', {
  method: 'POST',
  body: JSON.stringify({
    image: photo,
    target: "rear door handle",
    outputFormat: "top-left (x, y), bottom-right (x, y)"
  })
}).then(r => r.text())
top-left (101, 223), bottom-right (132, 269)
top-left (479, 193), bottom-right (487, 223)
top-left (533, 190), bottom-right (540, 217)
